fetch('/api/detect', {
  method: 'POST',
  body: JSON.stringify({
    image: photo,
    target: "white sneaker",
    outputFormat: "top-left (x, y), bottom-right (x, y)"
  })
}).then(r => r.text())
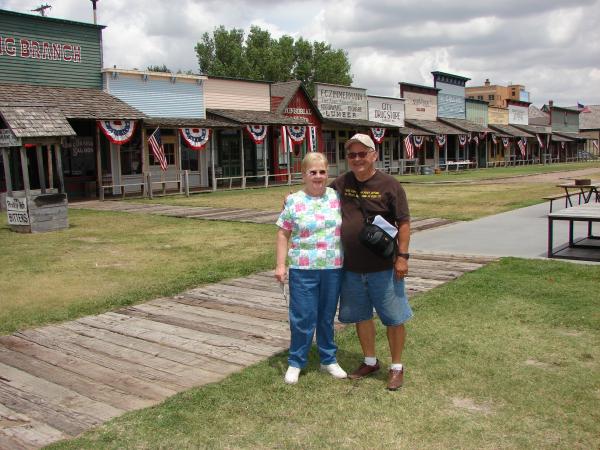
top-left (284, 366), bottom-right (301, 384)
top-left (320, 363), bottom-right (347, 379)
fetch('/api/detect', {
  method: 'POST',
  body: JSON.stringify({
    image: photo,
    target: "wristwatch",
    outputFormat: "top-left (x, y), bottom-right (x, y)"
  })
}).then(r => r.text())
top-left (396, 252), bottom-right (410, 260)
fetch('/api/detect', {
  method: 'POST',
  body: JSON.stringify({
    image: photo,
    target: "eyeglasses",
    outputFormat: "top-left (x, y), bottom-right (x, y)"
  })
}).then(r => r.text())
top-left (346, 150), bottom-right (373, 159)
top-left (306, 169), bottom-right (328, 176)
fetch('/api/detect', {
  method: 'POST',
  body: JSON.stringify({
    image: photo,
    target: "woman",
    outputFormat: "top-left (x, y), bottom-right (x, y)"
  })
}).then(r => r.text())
top-left (275, 152), bottom-right (347, 384)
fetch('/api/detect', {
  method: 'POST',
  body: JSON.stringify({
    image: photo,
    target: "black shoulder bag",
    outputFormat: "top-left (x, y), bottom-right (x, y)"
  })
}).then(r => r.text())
top-left (355, 181), bottom-right (397, 259)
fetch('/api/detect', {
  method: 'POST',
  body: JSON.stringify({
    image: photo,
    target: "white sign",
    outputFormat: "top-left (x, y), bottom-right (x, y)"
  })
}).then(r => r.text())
top-left (315, 84), bottom-right (367, 120)
top-left (368, 96), bottom-right (405, 127)
top-left (0, 129), bottom-right (21, 147)
top-left (508, 104), bottom-right (528, 125)
top-left (404, 91), bottom-right (437, 120)
top-left (6, 196), bottom-right (30, 225)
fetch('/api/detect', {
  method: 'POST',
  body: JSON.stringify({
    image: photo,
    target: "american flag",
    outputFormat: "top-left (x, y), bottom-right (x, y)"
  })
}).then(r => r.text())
top-left (148, 128), bottom-right (168, 171)
top-left (536, 134), bottom-right (544, 149)
top-left (593, 140), bottom-right (599, 151)
top-left (517, 138), bottom-right (526, 157)
top-left (404, 133), bottom-right (414, 159)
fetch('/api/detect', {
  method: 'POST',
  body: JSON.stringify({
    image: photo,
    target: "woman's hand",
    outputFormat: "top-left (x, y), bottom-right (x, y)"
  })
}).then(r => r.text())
top-left (274, 265), bottom-right (287, 283)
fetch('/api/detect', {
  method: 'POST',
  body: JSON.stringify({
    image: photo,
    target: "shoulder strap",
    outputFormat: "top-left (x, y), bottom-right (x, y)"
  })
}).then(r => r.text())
top-left (352, 173), bottom-right (369, 220)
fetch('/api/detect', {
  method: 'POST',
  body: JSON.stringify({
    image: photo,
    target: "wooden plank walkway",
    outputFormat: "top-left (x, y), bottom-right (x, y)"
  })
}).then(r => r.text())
top-left (0, 253), bottom-right (496, 449)
top-left (69, 201), bottom-right (455, 230)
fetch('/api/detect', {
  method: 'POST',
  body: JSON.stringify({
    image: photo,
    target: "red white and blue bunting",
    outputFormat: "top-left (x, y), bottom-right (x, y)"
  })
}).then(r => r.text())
top-left (561, 141), bottom-right (566, 150)
top-left (479, 132), bottom-right (487, 140)
top-left (370, 127), bottom-right (385, 144)
top-left (179, 128), bottom-right (210, 150)
top-left (458, 135), bottom-right (468, 148)
top-left (491, 134), bottom-right (498, 145)
top-left (501, 137), bottom-right (510, 148)
top-left (286, 126), bottom-right (306, 145)
top-left (435, 134), bottom-right (446, 147)
top-left (413, 135), bottom-right (424, 149)
top-left (307, 126), bottom-right (318, 152)
top-left (245, 125), bottom-right (268, 144)
top-left (98, 120), bottom-right (137, 145)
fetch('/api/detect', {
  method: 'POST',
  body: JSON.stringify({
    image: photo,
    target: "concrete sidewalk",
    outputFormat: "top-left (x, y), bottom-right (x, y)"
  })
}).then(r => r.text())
top-left (410, 202), bottom-right (599, 263)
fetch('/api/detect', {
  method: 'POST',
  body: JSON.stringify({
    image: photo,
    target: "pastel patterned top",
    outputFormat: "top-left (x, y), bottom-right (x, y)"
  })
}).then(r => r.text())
top-left (276, 187), bottom-right (343, 269)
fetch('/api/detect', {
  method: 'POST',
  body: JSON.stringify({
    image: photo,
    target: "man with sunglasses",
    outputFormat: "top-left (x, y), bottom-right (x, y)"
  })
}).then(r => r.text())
top-left (330, 133), bottom-right (412, 391)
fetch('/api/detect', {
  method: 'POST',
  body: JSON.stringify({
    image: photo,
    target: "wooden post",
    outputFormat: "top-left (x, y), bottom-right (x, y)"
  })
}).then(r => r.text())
top-left (177, 131), bottom-right (183, 194)
top-left (211, 130), bottom-right (217, 192)
top-left (240, 128), bottom-right (246, 189)
top-left (184, 170), bottom-right (189, 197)
top-left (264, 133), bottom-right (269, 188)
top-left (287, 136), bottom-right (292, 186)
top-left (53, 144), bottom-right (65, 193)
top-left (95, 125), bottom-right (103, 200)
top-left (35, 145), bottom-right (46, 194)
top-left (19, 146), bottom-right (31, 196)
top-left (162, 171), bottom-right (166, 196)
top-left (47, 146), bottom-right (54, 190)
top-left (2, 148), bottom-right (13, 195)
top-left (146, 172), bottom-right (153, 199)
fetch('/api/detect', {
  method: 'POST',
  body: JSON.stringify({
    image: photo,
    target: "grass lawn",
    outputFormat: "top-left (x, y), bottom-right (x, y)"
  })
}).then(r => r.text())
top-left (0, 210), bottom-right (275, 335)
top-left (48, 258), bottom-right (600, 449)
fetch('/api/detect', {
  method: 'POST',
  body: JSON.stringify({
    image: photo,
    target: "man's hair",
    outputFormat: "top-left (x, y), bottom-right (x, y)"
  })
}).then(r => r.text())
top-left (301, 152), bottom-right (328, 172)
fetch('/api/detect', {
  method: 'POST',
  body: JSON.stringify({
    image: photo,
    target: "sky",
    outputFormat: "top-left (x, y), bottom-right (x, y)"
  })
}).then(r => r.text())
top-left (2, 0), bottom-right (599, 106)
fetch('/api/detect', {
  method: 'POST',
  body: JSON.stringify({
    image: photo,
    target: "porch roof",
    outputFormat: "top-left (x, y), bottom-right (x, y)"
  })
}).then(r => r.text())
top-left (207, 109), bottom-right (308, 125)
top-left (488, 124), bottom-right (533, 138)
top-left (322, 117), bottom-right (399, 128)
top-left (551, 134), bottom-right (574, 143)
top-left (0, 105), bottom-right (75, 138)
top-left (144, 117), bottom-right (239, 129)
top-left (438, 118), bottom-right (493, 133)
top-left (553, 131), bottom-right (595, 140)
top-left (513, 124), bottom-right (552, 134)
top-left (404, 119), bottom-right (464, 135)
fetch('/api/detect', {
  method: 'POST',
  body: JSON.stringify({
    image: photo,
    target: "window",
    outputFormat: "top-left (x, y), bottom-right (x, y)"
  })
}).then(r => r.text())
top-left (488, 94), bottom-right (495, 100)
top-left (477, 95), bottom-right (483, 100)
top-left (181, 144), bottom-right (199, 172)
top-left (150, 143), bottom-right (175, 166)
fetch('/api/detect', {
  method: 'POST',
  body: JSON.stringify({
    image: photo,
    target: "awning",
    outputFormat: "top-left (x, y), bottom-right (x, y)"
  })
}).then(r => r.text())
top-left (553, 131), bottom-right (595, 140)
top-left (322, 118), bottom-right (399, 129)
top-left (207, 109), bottom-right (308, 126)
top-left (551, 134), bottom-right (574, 142)
top-left (0, 105), bottom-right (75, 138)
top-left (513, 124), bottom-right (552, 134)
top-left (144, 117), bottom-right (239, 129)
top-left (438, 118), bottom-right (493, 133)
top-left (404, 119), bottom-right (464, 135)
top-left (397, 126), bottom-right (434, 136)
top-left (488, 124), bottom-right (533, 138)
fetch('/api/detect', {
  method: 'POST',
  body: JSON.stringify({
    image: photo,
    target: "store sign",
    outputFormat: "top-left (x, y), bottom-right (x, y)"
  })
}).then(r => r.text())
top-left (315, 84), bottom-right (367, 120)
top-left (284, 107), bottom-right (312, 116)
top-left (0, 35), bottom-right (81, 62)
top-left (488, 107), bottom-right (508, 125)
top-left (0, 129), bottom-right (21, 147)
top-left (404, 91), bottom-right (437, 120)
top-left (6, 196), bottom-right (30, 225)
top-left (508, 104), bottom-right (528, 125)
top-left (368, 97), bottom-right (405, 126)
top-left (63, 136), bottom-right (94, 156)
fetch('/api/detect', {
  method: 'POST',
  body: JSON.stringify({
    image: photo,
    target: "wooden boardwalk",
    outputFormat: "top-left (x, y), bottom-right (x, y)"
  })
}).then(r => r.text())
top-left (0, 253), bottom-right (496, 449)
top-left (69, 201), bottom-right (455, 231)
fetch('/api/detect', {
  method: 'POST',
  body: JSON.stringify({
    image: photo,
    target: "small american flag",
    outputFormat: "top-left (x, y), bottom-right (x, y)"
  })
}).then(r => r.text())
top-left (517, 138), bottom-right (526, 157)
top-left (148, 128), bottom-right (168, 171)
top-left (404, 133), bottom-right (414, 159)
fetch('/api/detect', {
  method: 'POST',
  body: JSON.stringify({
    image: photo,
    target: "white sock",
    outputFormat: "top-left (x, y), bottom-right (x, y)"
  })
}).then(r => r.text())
top-left (364, 356), bottom-right (377, 366)
top-left (390, 363), bottom-right (403, 371)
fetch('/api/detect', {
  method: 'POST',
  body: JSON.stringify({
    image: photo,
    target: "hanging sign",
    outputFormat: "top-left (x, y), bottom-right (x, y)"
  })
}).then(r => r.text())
top-left (458, 135), bottom-right (468, 148)
top-left (307, 126), bottom-right (317, 152)
top-left (413, 135), bottom-right (424, 149)
top-left (180, 128), bottom-right (210, 150)
top-left (286, 126), bottom-right (306, 145)
top-left (435, 134), bottom-right (446, 147)
top-left (0, 129), bottom-right (21, 147)
top-left (371, 128), bottom-right (386, 144)
top-left (502, 137), bottom-right (510, 148)
top-left (245, 125), bottom-right (268, 144)
top-left (6, 196), bottom-right (30, 225)
top-left (97, 120), bottom-right (136, 145)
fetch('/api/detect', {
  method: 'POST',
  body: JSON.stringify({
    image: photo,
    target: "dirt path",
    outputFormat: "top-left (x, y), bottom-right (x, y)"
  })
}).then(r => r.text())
top-left (483, 167), bottom-right (600, 184)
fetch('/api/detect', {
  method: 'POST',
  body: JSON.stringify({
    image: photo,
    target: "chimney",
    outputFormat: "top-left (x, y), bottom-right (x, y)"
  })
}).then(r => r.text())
top-left (484, 79), bottom-right (490, 86)
top-left (91, 0), bottom-right (98, 24)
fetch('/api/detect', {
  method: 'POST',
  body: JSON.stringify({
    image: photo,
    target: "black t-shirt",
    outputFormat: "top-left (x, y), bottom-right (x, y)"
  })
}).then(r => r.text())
top-left (330, 171), bottom-right (410, 273)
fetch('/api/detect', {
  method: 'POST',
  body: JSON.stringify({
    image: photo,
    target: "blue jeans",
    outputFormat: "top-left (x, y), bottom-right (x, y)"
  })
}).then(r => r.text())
top-left (288, 268), bottom-right (342, 368)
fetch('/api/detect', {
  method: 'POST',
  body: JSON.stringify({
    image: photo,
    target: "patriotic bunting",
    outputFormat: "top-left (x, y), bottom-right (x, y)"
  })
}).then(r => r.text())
top-left (371, 127), bottom-right (386, 144)
top-left (491, 134), bottom-right (498, 145)
top-left (307, 126), bottom-right (318, 152)
top-left (435, 134), bottom-right (446, 147)
top-left (517, 138), bottom-right (526, 157)
top-left (502, 137), bottom-right (510, 148)
top-left (148, 128), bottom-right (168, 171)
top-left (404, 134), bottom-right (414, 159)
top-left (286, 126), bottom-right (306, 145)
top-left (413, 135), bottom-right (424, 149)
top-left (561, 141), bottom-right (566, 150)
top-left (479, 132), bottom-right (487, 140)
top-left (245, 125), bottom-right (268, 144)
top-left (536, 134), bottom-right (544, 149)
top-left (473, 135), bottom-right (479, 145)
top-left (458, 135), bottom-right (468, 148)
top-left (98, 120), bottom-right (136, 145)
top-left (180, 128), bottom-right (210, 150)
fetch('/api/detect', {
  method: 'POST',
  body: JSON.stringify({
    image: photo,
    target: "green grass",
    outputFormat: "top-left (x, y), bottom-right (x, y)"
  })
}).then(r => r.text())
top-left (48, 258), bottom-right (600, 449)
top-left (0, 210), bottom-right (275, 335)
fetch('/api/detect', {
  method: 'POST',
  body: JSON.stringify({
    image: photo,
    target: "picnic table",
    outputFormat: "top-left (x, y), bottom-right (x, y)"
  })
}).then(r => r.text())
top-left (556, 182), bottom-right (600, 207)
top-left (547, 202), bottom-right (600, 261)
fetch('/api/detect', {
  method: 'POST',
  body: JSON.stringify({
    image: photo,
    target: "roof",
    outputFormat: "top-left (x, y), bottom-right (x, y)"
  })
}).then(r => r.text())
top-left (207, 109), bottom-right (308, 125)
top-left (431, 71), bottom-right (471, 82)
top-left (528, 105), bottom-right (550, 126)
top-left (553, 131), bottom-right (594, 140)
top-left (438, 118), bottom-right (492, 133)
top-left (579, 105), bottom-right (600, 130)
top-left (404, 119), bottom-right (464, 135)
top-left (0, 83), bottom-right (146, 120)
top-left (551, 134), bottom-right (573, 143)
top-left (513, 124), bottom-right (552, 134)
top-left (0, 8), bottom-right (105, 29)
top-left (322, 118), bottom-right (399, 128)
top-left (144, 117), bottom-right (239, 129)
top-left (488, 124), bottom-right (533, 138)
top-left (0, 105), bottom-right (75, 138)
top-left (102, 68), bottom-right (207, 81)
top-left (270, 81), bottom-right (323, 120)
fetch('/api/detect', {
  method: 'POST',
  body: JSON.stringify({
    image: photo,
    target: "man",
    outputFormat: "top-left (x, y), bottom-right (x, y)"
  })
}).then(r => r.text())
top-left (330, 133), bottom-right (412, 391)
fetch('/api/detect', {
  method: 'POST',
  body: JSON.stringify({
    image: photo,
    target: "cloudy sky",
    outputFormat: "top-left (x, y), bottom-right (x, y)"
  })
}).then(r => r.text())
top-left (2, 0), bottom-right (599, 106)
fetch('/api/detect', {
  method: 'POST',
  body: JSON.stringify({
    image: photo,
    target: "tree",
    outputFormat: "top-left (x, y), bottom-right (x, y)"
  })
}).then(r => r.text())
top-left (147, 64), bottom-right (170, 73)
top-left (194, 25), bottom-right (353, 90)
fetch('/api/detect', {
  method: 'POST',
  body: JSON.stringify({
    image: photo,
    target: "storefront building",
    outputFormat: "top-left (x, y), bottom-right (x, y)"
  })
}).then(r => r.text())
top-left (578, 105), bottom-right (600, 157)
top-left (542, 102), bottom-right (589, 161)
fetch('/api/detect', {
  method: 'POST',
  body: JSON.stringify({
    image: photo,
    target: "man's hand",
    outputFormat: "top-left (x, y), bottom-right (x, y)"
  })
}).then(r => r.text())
top-left (394, 256), bottom-right (408, 280)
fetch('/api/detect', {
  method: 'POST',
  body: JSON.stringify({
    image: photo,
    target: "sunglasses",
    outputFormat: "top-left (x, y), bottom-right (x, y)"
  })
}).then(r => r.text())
top-left (306, 169), bottom-right (328, 176)
top-left (346, 150), bottom-right (373, 159)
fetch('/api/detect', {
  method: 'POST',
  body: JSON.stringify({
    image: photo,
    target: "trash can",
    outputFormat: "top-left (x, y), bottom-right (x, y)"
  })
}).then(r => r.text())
top-left (420, 165), bottom-right (434, 175)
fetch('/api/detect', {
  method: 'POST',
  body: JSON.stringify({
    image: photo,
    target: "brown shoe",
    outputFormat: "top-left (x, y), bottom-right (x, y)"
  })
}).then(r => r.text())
top-left (387, 368), bottom-right (404, 391)
top-left (348, 360), bottom-right (380, 380)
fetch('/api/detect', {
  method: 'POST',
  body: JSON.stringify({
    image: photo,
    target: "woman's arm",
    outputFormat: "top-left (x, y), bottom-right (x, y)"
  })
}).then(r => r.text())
top-left (275, 227), bottom-right (292, 283)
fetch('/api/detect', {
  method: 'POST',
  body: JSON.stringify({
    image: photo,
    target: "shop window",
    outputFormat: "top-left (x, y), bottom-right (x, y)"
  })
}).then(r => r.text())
top-left (61, 137), bottom-right (96, 177)
top-left (181, 144), bottom-right (199, 172)
top-left (322, 130), bottom-right (336, 165)
top-left (150, 143), bottom-right (175, 167)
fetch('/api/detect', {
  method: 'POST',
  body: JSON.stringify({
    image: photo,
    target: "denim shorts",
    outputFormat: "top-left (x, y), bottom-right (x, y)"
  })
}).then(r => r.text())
top-left (339, 269), bottom-right (413, 326)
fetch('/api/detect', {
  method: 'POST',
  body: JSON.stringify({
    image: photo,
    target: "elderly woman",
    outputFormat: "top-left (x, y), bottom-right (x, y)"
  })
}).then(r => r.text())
top-left (275, 152), bottom-right (347, 384)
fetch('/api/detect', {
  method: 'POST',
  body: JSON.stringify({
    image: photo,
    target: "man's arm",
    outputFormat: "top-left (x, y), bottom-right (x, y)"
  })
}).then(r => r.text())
top-left (394, 219), bottom-right (410, 279)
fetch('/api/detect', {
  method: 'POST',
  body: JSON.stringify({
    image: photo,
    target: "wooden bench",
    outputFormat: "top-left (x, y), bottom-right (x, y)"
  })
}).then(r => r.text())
top-left (543, 192), bottom-right (582, 212)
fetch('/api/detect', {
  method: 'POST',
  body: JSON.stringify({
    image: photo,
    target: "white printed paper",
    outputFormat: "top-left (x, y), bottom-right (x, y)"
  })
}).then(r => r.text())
top-left (372, 215), bottom-right (398, 238)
